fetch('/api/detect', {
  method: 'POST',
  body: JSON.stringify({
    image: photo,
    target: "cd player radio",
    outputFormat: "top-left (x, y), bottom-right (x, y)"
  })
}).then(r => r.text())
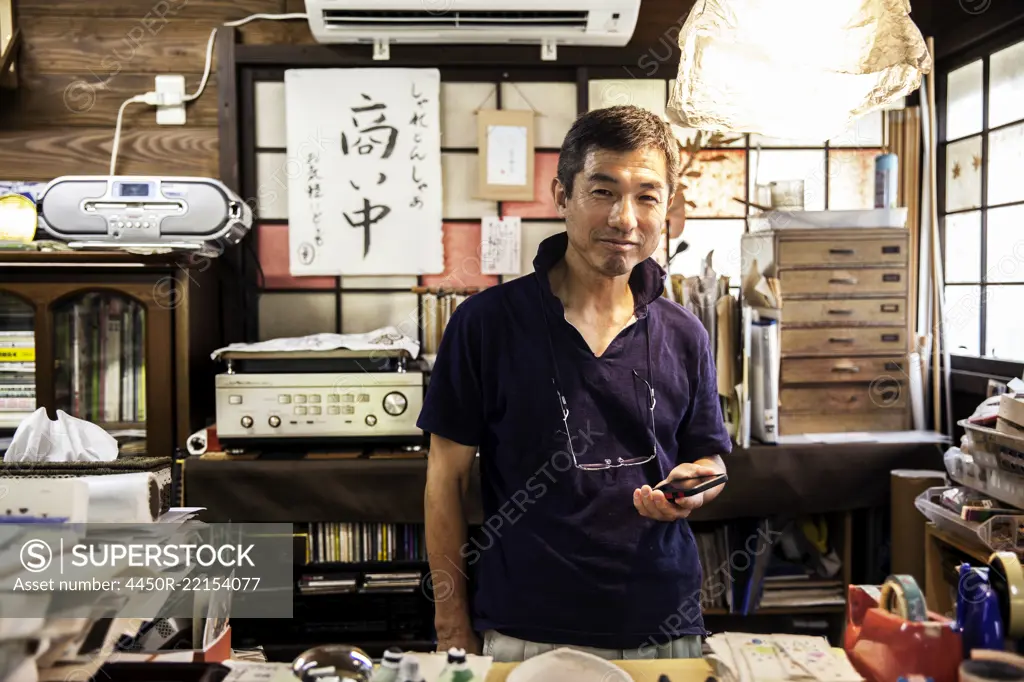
top-left (37, 175), bottom-right (252, 255)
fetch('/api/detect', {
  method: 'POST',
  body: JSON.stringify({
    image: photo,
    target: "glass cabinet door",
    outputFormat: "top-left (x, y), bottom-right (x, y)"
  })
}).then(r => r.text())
top-left (52, 292), bottom-right (146, 429)
top-left (0, 292), bottom-right (36, 429)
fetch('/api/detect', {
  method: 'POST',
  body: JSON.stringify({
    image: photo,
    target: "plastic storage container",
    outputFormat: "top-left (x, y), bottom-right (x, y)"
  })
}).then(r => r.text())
top-left (915, 485), bottom-right (1024, 556)
top-left (945, 446), bottom-right (1024, 510)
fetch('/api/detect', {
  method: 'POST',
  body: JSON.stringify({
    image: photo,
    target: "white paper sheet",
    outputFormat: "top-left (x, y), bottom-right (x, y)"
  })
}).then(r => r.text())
top-left (211, 327), bottom-right (419, 360)
top-left (284, 68), bottom-right (443, 275)
top-left (486, 124), bottom-right (528, 186)
top-left (481, 216), bottom-right (521, 275)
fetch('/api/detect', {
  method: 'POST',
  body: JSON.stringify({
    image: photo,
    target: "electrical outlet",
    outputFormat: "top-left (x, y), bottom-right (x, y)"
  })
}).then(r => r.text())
top-left (155, 74), bottom-right (186, 125)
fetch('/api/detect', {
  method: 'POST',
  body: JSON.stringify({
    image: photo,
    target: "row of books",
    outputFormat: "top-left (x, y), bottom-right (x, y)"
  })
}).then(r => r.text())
top-left (297, 570), bottom-right (422, 596)
top-left (694, 518), bottom-right (846, 615)
top-left (53, 294), bottom-right (146, 425)
top-left (305, 522), bottom-right (427, 564)
top-left (0, 331), bottom-right (34, 429)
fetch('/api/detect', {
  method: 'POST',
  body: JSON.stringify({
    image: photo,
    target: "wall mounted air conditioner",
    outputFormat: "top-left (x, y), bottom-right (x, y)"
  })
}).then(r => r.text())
top-left (304, 0), bottom-right (641, 52)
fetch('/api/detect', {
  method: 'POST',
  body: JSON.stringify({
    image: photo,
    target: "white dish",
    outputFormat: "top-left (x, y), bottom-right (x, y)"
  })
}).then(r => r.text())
top-left (506, 648), bottom-right (634, 682)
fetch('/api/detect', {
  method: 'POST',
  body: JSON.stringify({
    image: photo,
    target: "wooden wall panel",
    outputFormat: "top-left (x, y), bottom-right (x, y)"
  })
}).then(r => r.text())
top-left (16, 0), bottom-right (284, 18)
top-left (0, 128), bottom-right (219, 180)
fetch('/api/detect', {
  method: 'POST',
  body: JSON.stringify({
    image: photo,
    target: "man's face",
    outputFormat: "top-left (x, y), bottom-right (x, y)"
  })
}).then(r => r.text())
top-left (553, 146), bottom-right (670, 278)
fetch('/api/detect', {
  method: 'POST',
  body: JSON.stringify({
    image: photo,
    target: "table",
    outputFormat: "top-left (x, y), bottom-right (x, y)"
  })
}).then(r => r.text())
top-left (484, 658), bottom-right (713, 680)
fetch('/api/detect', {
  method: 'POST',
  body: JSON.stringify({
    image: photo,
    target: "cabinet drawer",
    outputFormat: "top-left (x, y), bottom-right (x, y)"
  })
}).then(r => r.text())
top-left (781, 268), bottom-right (908, 296)
top-left (780, 385), bottom-right (907, 413)
top-left (782, 298), bottom-right (907, 326)
top-left (779, 237), bottom-right (908, 267)
top-left (779, 410), bottom-right (910, 435)
top-left (781, 356), bottom-right (907, 384)
top-left (781, 327), bottom-right (907, 356)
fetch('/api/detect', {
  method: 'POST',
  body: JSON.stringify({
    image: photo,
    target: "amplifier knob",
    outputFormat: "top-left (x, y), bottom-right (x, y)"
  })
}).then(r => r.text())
top-left (240, 416), bottom-right (253, 428)
top-left (365, 414), bottom-right (377, 427)
top-left (269, 415), bottom-right (281, 428)
top-left (383, 391), bottom-right (408, 416)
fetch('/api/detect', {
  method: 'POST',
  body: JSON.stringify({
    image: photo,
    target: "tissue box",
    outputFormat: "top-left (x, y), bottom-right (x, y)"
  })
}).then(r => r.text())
top-left (0, 456), bottom-right (173, 519)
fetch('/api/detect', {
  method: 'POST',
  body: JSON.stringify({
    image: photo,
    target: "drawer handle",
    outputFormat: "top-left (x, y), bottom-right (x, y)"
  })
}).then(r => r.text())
top-left (880, 303), bottom-right (900, 313)
top-left (829, 277), bottom-right (858, 285)
top-left (828, 308), bottom-right (854, 315)
top-left (829, 337), bottom-right (855, 344)
top-left (831, 365), bottom-right (861, 373)
top-left (829, 248), bottom-right (855, 255)
top-left (882, 245), bottom-right (901, 254)
top-left (883, 274), bottom-right (902, 282)
top-left (881, 334), bottom-right (900, 342)
top-left (884, 361), bottom-right (904, 371)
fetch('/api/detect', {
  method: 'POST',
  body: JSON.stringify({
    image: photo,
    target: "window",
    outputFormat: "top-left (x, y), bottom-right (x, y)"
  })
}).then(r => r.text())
top-left (662, 78), bottom-right (887, 291)
top-left (940, 37), bottom-right (1024, 361)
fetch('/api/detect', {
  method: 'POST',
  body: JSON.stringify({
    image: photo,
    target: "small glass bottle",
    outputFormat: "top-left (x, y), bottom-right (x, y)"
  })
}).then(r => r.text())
top-left (398, 655), bottom-right (425, 682)
top-left (437, 647), bottom-right (476, 682)
top-left (369, 647), bottom-right (404, 682)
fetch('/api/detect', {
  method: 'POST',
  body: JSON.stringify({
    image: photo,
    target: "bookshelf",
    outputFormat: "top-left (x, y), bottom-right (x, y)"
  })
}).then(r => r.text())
top-left (0, 249), bottom-right (236, 457)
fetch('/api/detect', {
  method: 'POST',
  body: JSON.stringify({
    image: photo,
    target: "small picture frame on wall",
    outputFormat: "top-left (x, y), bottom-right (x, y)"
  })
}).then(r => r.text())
top-left (476, 109), bottom-right (535, 202)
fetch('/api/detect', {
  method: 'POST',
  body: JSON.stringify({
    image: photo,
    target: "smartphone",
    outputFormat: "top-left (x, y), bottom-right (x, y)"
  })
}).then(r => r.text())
top-left (655, 473), bottom-right (728, 501)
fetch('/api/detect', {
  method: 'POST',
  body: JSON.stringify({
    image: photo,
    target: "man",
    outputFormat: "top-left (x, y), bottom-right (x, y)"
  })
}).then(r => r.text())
top-left (418, 105), bottom-right (732, 662)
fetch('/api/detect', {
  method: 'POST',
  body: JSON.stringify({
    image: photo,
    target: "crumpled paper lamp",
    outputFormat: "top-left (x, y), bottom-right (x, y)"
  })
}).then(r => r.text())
top-left (667, 0), bottom-right (932, 141)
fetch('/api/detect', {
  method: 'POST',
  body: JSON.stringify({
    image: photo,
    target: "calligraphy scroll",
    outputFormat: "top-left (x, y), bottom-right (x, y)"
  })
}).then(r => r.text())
top-left (284, 68), bottom-right (444, 275)
top-left (476, 108), bottom-right (535, 201)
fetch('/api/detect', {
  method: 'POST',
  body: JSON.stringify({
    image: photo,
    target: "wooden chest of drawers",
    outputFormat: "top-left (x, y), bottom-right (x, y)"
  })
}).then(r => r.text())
top-left (741, 228), bottom-right (912, 436)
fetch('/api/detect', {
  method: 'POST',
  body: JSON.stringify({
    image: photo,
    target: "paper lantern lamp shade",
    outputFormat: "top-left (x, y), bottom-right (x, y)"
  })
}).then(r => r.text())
top-left (667, 0), bottom-right (932, 141)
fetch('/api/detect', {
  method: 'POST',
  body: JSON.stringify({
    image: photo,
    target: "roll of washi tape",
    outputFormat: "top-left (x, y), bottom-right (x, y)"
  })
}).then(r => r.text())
top-left (0, 193), bottom-right (38, 243)
top-left (880, 574), bottom-right (927, 622)
top-left (988, 551), bottom-right (1024, 637)
top-left (959, 659), bottom-right (1024, 682)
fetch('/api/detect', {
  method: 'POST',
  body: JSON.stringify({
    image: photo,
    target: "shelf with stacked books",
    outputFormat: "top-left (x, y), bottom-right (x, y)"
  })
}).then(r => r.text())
top-left (0, 292), bottom-right (36, 429)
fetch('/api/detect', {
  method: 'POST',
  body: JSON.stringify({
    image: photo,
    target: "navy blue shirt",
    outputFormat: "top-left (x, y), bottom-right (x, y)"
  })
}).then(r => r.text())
top-left (417, 231), bottom-right (733, 649)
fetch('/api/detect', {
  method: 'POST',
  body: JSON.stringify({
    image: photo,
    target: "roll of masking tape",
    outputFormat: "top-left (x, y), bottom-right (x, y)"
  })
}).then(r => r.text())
top-left (0, 193), bottom-right (37, 243)
top-left (879, 574), bottom-right (927, 622)
top-left (959, 659), bottom-right (1024, 682)
top-left (988, 551), bottom-right (1024, 637)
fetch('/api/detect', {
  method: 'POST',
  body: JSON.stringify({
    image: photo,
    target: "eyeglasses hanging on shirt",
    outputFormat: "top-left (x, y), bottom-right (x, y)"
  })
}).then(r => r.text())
top-left (534, 274), bottom-right (658, 472)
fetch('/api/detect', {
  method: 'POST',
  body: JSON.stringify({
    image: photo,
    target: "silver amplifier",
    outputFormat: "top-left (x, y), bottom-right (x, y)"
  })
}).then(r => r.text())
top-left (214, 349), bottom-right (424, 449)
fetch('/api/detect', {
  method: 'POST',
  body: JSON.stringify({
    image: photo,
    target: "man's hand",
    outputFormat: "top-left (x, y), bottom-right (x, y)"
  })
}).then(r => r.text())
top-left (436, 619), bottom-right (482, 655)
top-left (633, 460), bottom-right (724, 522)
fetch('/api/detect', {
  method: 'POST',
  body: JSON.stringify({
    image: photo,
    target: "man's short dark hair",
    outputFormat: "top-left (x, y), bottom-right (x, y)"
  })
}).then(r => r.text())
top-left (556, 105), bottom-right (681, 199)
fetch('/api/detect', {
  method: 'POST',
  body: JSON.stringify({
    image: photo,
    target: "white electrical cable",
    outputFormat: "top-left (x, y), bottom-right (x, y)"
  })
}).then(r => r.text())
top-left (108, 12), bottom-right (307, 175)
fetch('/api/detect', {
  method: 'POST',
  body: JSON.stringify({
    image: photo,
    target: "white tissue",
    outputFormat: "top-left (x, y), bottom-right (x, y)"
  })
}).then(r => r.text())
top-left (4, 408), bottom-right (118, 463)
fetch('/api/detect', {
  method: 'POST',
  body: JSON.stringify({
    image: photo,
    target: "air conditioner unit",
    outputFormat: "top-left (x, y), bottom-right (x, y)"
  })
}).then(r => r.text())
top-left (303, 0), bottom-right (640, 48)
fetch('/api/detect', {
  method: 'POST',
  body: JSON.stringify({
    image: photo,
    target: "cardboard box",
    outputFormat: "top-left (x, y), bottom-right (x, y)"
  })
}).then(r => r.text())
top-left (998, 395), bottom-right (1024, 433)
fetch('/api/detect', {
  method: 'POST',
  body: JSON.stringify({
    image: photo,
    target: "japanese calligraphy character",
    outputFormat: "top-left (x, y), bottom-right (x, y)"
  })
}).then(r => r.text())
top-left (377, 173), bottom-right (387, 185)
top-left (410, 112), bottom-right (428, 128)
top-left (410, 148), bottom-right (426, 162)
top-left (344, 198), bottom-right (391, 257)
top-left (307, 184), bottom-right (322, 199)
top-left (350, 180), bottom-right (360, 191)
top-left (410, 197), bottom-right (424, 210)
top-left (341, 93), bottom-right (398, 159)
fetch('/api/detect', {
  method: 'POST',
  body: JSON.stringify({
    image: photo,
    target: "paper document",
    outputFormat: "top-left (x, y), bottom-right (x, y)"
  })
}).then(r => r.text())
top-left (211, 327), bottom-right (420, 360)
top-left (481, 216), bottom-right (521, 275)
top-left (487, 124), bottom-right (529, 186)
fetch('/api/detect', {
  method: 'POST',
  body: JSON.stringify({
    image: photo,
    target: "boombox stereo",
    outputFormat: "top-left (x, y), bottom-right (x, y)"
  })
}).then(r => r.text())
top-left (37, 175), bottom-right (252, 255)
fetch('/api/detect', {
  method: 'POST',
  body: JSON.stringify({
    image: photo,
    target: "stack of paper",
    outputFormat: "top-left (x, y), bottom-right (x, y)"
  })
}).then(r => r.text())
top-left (707, 633), bottom-right (863, 682)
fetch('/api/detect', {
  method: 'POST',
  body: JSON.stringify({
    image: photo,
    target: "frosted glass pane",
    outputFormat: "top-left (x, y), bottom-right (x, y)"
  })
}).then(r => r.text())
top-left (829, 110), bottom-right (884, 147)
top-left (684, 150), bottom-right (746, 218)
top-left (668, 219), bottom-right (745, 285)
top-left (501, 152), bottom-right (559, 219)
top-left (259, 293), bottom-right (336, 340)
top-left (588, 79), bottom-right (666, 117)
top-left (340, 276), bottom-right (419, 289)
top-left (942, 285), bottom-right (981, 355)
top-left (259, 224), bottom-right (335, 290)
top-left (441, 153), bottom-right (498, 219)
top-left (987, 286), bottom-right (1024, 360)
top-left (828, 150), bottom-right (879, 210)
top-left (945, 136), bottom-right (982, 212)
top-left (749, 150), bottom-right (826, 211)
top-left (255, 81), bottom-right (286, 148)
top-left (990, 40), bottom-right (1024, 129)
top-left (987, 122), bottom-right (1024, 206)
top-left (341, 292), bottom-right (419, 334)
top-left (986, 205), bottom-right (1024, 283)
top-left (441, 83), bottom-right (496, 148)
top-left (421, 222), bottom-right (499, 289)
top-left (944, 211), bottom-right (981, 284)
top-left (501, 82), bottom-right (577, 148)
top-left (946, 60), bottom-right (983, 141)
top-left (256, 153), bottom-right (289, 220)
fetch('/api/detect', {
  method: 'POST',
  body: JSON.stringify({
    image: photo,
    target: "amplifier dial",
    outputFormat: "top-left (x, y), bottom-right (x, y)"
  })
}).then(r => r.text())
top-left (383, 391), bottom-right (408, 416)
top-left (268, 415), bottom-right (281, 428)
top-left (240, 415), bottom-right (253, 428)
